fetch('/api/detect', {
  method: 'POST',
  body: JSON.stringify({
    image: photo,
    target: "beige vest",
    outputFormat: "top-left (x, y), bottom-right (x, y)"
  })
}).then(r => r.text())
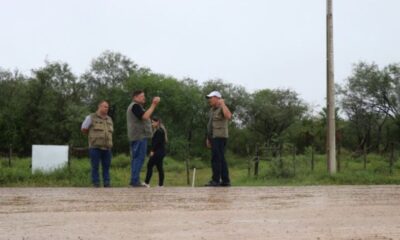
top-left (88, 113), bottom-right (113, 149)
top-left (207, 106), bottom-right (229, 138)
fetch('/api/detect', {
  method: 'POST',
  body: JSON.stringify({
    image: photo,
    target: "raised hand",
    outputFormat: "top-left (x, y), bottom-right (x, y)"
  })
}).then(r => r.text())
top-left (152, 96), bottom-right (161, 105)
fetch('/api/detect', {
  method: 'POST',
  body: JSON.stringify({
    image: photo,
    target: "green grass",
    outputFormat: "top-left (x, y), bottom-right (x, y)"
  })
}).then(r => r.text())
top-left (1, 152), bottom-right (400, 187)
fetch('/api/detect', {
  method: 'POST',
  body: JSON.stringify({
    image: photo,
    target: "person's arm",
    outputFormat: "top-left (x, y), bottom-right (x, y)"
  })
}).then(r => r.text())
top-left (142, 97), bottom-right (160, 120)
top-left (81, 115), bottom-right (92, 134)
top-left (219, 99), bottom-right (232, 120)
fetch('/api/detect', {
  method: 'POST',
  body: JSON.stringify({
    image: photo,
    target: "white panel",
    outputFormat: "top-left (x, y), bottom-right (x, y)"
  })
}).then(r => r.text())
top-left (32, 145), bottom-right (69, 173)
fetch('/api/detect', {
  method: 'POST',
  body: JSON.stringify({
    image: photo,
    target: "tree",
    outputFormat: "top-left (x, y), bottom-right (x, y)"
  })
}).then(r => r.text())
top-left (246, 89), bottom-right (307, 148)
top-left (0, 69), bottom-right (28, 152)
top-left (339, 62), bottom-right (400, 152)
top-left (17, 62), bottom-right (86, 152)
top-left (81, 50), bottom-right (138, 103)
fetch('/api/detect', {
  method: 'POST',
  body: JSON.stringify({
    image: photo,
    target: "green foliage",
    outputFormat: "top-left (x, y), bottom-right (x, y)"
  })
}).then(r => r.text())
top-left (338, 62), bottom-right (400, 153)
top-left (0, 70), bottom-right (28, 152)
top-left (1, 153), bottom-right (400, 187)
top-left (246, 89), bottom-right (308, 148)
top-left (267, 156), bottom-right (295, 178)
top-left (1, 53), bottom-right (400, 167)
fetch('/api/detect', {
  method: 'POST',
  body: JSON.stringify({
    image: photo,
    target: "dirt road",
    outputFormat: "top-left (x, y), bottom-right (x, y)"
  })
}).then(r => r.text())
top-left (1, 186), bottom-right (400, 240)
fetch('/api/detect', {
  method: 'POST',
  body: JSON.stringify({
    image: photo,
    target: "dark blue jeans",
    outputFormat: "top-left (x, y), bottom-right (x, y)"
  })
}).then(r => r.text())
top-left (89, 148), bottom-right (112, 186)
top-left (211, 138), bottom-right (230, 184)
top-left (130, 139), bottom-right (147, 186)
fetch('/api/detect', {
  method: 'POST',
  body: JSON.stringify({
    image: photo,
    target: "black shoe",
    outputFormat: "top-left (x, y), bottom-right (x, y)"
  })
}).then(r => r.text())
top-left (104, 184), bottom-right (111, 188)
top-left (93, 184), bottom-right (100, 188)
top-left (220, 182), bottom-right (231, 187)
top-left (205, 181), bottom-right (220, 187)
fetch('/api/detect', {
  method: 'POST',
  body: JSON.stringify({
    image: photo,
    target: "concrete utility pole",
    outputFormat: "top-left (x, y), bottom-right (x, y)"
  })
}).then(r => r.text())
top-left (326, 0), bottom-right (336, 174)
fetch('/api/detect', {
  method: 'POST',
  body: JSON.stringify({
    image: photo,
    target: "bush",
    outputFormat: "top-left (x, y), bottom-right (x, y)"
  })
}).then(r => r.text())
top-left (267, 156), bottom-right (295, 178)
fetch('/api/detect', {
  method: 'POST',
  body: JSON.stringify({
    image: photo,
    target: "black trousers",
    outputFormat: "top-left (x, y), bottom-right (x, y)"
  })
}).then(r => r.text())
top-left (211, 138), bottom-right (230, 184)
top-left (145, 152), bottom-right (165, 186)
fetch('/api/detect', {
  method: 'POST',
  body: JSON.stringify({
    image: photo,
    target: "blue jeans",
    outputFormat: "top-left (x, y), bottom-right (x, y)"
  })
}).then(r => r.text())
top-left (130, 139), bottom-right (147, 185)
top-left (211, 138), bottom-right (230, 184)
top-left (89, 148), bottom-right (112, 186)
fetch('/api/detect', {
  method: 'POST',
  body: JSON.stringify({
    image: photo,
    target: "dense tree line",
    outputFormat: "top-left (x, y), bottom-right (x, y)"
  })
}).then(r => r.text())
top-left (0, 51), bottom-right (399, 158)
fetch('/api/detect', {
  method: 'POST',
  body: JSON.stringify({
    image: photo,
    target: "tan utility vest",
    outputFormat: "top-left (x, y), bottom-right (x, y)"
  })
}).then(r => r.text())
top-left (126, 102), bottom-right (152, 142)
top-left (207, 106), bottom-right (229, 138)
top-left (88, 113), bottom-right (113, 149)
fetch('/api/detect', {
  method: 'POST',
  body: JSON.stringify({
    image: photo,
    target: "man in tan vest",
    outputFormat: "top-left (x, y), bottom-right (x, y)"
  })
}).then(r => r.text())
top-left (81, 100), bottom-right (113, 187)
top-left (205, 91), bottom-right (232, 187)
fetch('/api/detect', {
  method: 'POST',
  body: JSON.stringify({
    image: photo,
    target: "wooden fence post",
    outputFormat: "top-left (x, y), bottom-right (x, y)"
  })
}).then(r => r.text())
top-left (254, 145), bottom-right (259, 178)
top-left (311, 144), bottom-right (314, 171)
top-left (185, 157), bottom-right (190, 185)
top-left (337, 142), bottom-right (341, 172)
top-left (8, 144), bottom-right (12, 167)
top-left (363, 144), bottom-right (367, 170)
top-left (292, 146), bottom-right (296, 176)
top-left (68, 145), bottom-right (72, 172)
top-left (389, 142), bottom-right (394, 175)
top-left (279, 146), bottom-right (283, 175)
top-left (246, 145), bottom-right (251, 177)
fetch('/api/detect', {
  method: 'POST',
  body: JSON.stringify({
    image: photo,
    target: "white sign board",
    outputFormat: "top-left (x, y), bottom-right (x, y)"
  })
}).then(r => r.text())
top-left (32, 145), bottom-right (69, 173)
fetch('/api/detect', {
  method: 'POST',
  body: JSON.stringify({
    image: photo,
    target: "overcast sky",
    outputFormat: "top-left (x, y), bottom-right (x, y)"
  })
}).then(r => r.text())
top-left (1, 0), bottom-right (399, 108)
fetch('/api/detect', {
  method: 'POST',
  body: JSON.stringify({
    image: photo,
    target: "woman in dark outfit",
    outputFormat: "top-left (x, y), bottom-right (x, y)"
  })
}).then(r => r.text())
top-left (144, 117), bottom-right (167, 187)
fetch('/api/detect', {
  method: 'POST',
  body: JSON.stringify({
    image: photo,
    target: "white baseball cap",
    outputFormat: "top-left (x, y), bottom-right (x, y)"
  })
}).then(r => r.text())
top-left (206, 91), bottom-right (222, 99)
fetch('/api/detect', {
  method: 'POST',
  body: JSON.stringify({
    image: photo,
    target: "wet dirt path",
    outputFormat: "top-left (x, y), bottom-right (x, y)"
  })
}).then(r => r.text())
top-left (1, 186), bottom-right (400, 240)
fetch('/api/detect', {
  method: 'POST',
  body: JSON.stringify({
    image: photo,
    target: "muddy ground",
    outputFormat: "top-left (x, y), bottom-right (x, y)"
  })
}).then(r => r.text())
top-left (1, 186), bottom-right (400, 240)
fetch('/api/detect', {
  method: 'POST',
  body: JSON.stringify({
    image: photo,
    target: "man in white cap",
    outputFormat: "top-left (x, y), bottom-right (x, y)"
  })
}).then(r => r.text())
top-left (205, 91), bottom-right (232, 187)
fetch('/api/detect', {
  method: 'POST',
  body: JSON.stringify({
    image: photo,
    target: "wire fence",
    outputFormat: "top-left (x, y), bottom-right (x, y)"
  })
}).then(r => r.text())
top-left (1, 142), bottom-right (399, 178)
top-left (245, 142), bottom-right (400, 178)
top-left (0, 145), bottom-right (13, 167)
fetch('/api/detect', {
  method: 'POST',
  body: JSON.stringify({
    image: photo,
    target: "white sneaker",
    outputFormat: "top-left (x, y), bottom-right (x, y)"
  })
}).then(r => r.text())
top-left (157, 185), bottom-right (164, 188)
top-left (143, 183), bottom-right (150, 188)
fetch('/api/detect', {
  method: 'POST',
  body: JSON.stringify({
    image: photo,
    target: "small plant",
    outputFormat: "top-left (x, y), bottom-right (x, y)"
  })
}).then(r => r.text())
top-left (267, 156), bottom-right (295, 178)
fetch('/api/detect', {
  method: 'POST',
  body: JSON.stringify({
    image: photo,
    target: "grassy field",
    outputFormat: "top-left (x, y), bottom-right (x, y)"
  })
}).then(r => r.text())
top-left (1, 151), bottom-right (400, 187)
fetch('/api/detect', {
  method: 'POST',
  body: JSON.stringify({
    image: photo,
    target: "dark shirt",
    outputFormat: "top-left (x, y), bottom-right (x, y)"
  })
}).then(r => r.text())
top-left (132, 104), bottom-right (145, 120)
top-left (151, 128), bottom-right (166, 153)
